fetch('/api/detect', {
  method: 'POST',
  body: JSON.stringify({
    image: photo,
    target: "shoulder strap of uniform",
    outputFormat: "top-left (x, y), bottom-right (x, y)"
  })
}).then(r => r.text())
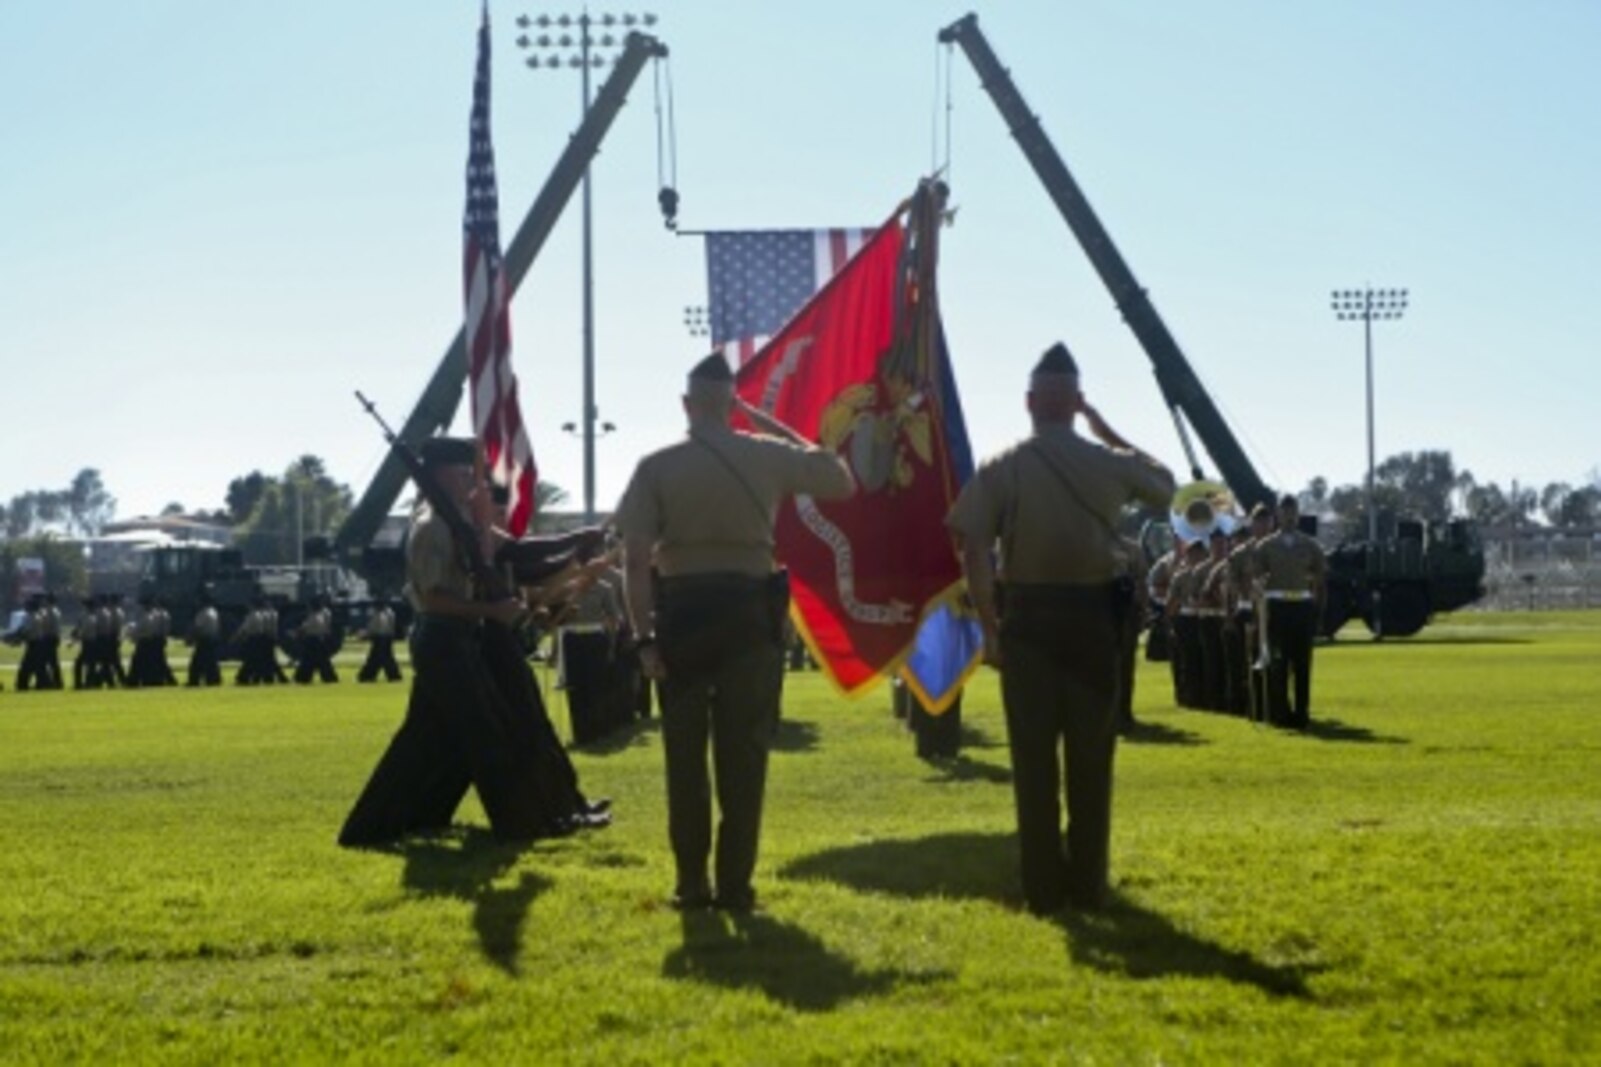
top-left (690, 431), bottom-right (773, 533)
top-left (1026, 440), bottom-right (1128, 569)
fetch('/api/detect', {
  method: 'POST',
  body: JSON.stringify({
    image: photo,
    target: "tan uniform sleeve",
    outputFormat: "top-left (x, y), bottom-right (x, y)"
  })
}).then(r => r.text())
top-left (946, 460), bottom-right (1005, 548)
top-left (782, 442), bottom-right (854, 501)
top-left (407, 518), bottom-right (457, 598)
top-left (613, 458), bottom-right (662, 542)
top-left (1113, 450), bottom-right (1176, 511)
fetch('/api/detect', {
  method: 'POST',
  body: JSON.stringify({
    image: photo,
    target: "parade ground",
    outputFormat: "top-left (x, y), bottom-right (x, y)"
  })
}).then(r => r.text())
top-left (1, 612), bottom-right (1597, 1063)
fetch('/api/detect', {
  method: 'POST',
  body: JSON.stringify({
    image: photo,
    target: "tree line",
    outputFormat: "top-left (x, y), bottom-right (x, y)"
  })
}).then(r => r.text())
top-left (1298, 450), bottom-right (1601, 534)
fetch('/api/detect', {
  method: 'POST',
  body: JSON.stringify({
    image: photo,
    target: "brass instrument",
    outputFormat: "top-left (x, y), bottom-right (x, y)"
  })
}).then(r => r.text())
top-left (1169, 480), bottom-right (1240, 544)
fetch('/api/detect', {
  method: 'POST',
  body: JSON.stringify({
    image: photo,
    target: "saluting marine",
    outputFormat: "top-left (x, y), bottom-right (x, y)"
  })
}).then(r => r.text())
top-left (616, 352), bottom-right (854, 912)
top-left (948, 343), bottom-right (1174, 914)
top-left (1254, 495), bottom-right (1327, 728)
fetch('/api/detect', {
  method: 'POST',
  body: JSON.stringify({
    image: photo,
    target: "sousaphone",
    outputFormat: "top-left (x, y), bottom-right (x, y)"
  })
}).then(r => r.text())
top-left (1170, 479), bottom-right (1240, 543)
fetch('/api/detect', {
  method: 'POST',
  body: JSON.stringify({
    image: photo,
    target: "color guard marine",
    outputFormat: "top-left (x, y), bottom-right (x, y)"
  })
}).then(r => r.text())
top-left (341, 436), bottom-right (607, 848)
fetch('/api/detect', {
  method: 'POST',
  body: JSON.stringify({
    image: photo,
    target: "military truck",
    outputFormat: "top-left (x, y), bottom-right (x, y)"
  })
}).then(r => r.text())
top-left (133, 544), bottom-right (362, 656)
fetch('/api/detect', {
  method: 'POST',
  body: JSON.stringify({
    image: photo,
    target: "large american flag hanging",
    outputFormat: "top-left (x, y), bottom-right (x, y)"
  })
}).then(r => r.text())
top-left (705, 228), bottom-right (873, 365)
top-left (464, 5), bottom-right (537, 536)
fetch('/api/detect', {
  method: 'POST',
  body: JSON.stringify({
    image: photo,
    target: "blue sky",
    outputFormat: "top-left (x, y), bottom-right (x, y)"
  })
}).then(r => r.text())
top-left (2, 1), bottom-right (1597, 522)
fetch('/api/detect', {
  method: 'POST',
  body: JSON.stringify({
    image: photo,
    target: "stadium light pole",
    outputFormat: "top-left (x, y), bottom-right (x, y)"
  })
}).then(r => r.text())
top-left (1331, 286), bottom-right (1408, 543)
top-left (516, 10), bottom-right (658, 521)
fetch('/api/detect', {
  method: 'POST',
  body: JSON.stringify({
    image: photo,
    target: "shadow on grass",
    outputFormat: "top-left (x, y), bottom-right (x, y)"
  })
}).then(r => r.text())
top-left (781, 832), bottom-right (1017, 904)
top-left (782, 833), bottom-right (1316, 1000)
top-left (398, 828), bottom-right (551, 976)
top-left (773, 718), bottom-right (820, 753)
top-left (1320, 635), bottom-right (1531, 649)
top-left (570, 716), bottom-right (660, 756)
top-left (1298, 717), bottom-right (1407, 745)
top-left (1058, 892), bottom-right (1318, 1000)
top-left (960, 724), bottom-right (1005, 750)
top-left (663, 910), bottom-right (946, 1012)
top-left (1119, 720), bottom-right (1208, 746)
top-left (919, 753), bottom-right (1012, 785)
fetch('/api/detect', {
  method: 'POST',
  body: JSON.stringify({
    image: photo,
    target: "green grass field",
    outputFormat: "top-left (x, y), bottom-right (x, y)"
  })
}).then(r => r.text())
top-left (1, 614), bottom-right (1598, 1064)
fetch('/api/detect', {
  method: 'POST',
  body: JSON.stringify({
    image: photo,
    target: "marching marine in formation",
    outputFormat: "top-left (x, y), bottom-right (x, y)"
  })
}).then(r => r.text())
top-left (948, 343), bottom-right (1174, 914)
top-left (188, 593), bottom-right (223, 687)
top-left (291, 595), bottom-right (339, 685)
top-left (1254, 495), bottom-right (1327, 728)
top-left (616, 353), bottom-right (854, 912)
top-left (356, 600), bottom-right (403, 683)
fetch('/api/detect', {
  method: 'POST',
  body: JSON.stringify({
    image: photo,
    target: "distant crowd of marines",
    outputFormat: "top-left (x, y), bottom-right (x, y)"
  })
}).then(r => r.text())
top-left (1, 592), bottom-right (404, 691)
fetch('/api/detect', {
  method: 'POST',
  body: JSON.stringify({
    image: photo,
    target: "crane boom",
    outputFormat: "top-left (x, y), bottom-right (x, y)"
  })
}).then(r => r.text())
top-left (938, 13), bottom-right (1271, 508)
top-left (335, 30), bottom-right (668, 574)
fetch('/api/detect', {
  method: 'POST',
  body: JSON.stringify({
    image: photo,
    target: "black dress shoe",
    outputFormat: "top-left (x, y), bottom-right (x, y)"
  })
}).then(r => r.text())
top-left (582, 796), bottom-right (612, 816)
top-left (670, 886), bottom-right (714, 911)
top-left (714, 887), bottom-right (757, 913)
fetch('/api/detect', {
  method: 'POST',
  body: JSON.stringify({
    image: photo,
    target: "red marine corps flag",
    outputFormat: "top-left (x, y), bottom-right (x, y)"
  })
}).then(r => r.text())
top-left (733, 181), bottom-right (967, 695)
top-left (463, 3), bottom-right (537, 535)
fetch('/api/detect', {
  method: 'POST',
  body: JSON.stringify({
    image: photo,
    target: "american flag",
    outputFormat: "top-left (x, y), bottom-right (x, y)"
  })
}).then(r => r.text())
top-left (464, 5), bottom-right (536, 536)
top-left (705, 228), bottom-right (874, 365)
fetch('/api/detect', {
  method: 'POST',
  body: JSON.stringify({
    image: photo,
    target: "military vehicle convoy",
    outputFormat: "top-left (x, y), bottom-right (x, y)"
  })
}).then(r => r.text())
top-left (939, 14), bottom-right (1485, 637)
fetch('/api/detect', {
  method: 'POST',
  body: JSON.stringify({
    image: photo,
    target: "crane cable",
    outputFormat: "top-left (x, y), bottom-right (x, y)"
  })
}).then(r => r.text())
top-left (931, 40), bottom-right (955, 183)
top-left (652, 51), bottom-right (679, 229)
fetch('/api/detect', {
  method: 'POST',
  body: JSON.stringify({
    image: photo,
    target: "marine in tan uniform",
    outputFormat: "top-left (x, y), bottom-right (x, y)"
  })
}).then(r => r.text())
top-left (947, 343), bottom-right (1174, 914)
top-left (1144, 547), bottom-right (1177, 663)
top-left (40, 593), bottom-right (64, 690)
top-left (1254, 495), bottom-right (1328, 728)
top-left (187, 593), bottom-right (223, 687)
top-left (292, 595), bottom-right (339, 684)
top-left (356, 600), bottom-right (402, 683)
top-left (72, 596), bottom-right (100, 690)
top-left (1196, 529), bottom-right (1231, 712)
top-left (1228, 504), bottom-right (1274, 719)
top-left (616, 352), bottom-right (854, 912)
top-left (1164, 540), bottom-right (1209, 709)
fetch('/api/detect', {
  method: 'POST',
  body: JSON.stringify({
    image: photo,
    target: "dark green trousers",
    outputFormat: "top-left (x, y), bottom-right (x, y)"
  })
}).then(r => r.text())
top-left (999, 583), bottom-right (1121, 914)
top-left (657, 578), bottom-right (784, 904)
top-left (659, 639), bottom-right (782, 903)
top-left (339, 616), bottom-right (554, 847)
top-left (1266, 599), bottom-right (1316, 727)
